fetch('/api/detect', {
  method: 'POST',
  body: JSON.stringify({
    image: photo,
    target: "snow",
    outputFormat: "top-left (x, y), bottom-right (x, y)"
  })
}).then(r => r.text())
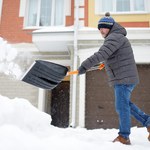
top-left (0, 95), bottom-right (149, 150)
top-left (0, 38), bottom-right (23, 79)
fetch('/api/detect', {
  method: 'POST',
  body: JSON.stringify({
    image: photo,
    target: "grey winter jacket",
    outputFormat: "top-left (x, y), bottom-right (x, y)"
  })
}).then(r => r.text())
top-left (79, 22), bottom-right (139, 86)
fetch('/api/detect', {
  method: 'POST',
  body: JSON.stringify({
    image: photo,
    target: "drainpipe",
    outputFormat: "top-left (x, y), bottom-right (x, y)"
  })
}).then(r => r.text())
top-left (70, 0), bottom-right (79, 128)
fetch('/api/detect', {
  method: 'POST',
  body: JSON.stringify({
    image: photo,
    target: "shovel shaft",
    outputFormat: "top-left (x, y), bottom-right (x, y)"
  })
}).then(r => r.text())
top-left (67, 63), bottom-right (105, 76)
top-left (67, 70), bottom-right (79, 75)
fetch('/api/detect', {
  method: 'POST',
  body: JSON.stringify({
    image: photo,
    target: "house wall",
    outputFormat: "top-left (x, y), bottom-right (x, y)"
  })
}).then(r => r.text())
top-left (0, 74), bottom-right (39, 107)
top-left (0, 0), bottom-right (75, 43)
top-left (0, 0), bottom-right (32, 43)
top-left (66, 0), bottom-right (74, 26)
top-left (88, 0), bottom-right (150, 28)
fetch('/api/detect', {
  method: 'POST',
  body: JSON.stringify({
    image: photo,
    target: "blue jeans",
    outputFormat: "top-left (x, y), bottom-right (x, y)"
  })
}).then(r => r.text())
top-left (114, 84), bottom-right (150, 139)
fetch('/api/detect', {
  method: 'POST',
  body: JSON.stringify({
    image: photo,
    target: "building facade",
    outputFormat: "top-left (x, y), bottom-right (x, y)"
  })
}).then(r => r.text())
top-left (0, 0), bottom-right (150, 129)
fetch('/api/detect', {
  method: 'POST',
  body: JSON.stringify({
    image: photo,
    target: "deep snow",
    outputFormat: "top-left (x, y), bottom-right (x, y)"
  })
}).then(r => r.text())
top-left (0, 95), bottom-right (150, 150)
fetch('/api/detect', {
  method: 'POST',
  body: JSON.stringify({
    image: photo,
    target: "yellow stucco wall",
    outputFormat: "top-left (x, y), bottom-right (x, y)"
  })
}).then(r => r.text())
top-left (88, 0), bottom-right (150, 28)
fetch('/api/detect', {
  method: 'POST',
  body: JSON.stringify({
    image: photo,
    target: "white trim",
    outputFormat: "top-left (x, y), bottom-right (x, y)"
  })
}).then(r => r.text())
top-left (19, 0), bottom-right (26, 17)
top-left (132, 46), bottom-right (150, 64)
top-left (78, 71), bottom-right (86, 127)
top-left (79, 7), bottom-right (84, 18)
top-left (106, 11), bottom-right (149, 15)
top-left (36, 0), bottom-right (41, 26)
top-left (79, 20), bottom-right (84, 27)
top-left (23, 0), bottom-right (29, 27)
top-left (75, 7), bottom-right (84, 19)
top-left (65, 0), bottom-right (71, 16)
top-left (38, 88), bottom-right (46, 111)
top-left (77, 51), bottom-right (91, 128)
top-left (79, 0), bottom-right (85, 6)
top-left (78, 45), bottom-right (150, 64)
top-left (0, 0), bottom-right (3, 22)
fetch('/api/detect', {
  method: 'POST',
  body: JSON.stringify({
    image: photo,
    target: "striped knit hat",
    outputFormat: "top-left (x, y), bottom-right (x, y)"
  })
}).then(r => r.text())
top-left (98, 12), bottom-right (115, 30)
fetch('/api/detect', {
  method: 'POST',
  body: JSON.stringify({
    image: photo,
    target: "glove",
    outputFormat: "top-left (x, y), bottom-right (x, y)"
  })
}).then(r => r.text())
top-left (78, 65), bottom-right (87, 75)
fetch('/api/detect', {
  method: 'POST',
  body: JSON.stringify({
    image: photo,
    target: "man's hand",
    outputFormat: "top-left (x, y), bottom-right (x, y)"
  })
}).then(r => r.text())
top-left (78, 66), bottom-right (87, 75)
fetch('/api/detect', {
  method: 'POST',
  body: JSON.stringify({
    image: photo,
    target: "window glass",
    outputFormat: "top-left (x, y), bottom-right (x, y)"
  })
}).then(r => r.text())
top-left (97, 0), bottom-right (146, 13)
top-left (54, 0), bottom-right (64, 25)
top-left (27, 0), bottom-right (38, 26)
top-left (117, 0), bottom-right (130, 12)
top-left (26, 0), bottom-right (64, 27)
top-left (102, 0), bottom-right (113, 12)
top-left (40, 0), bottom-right (52, 26)
top-left (133, 0), bottom-right (144, 11)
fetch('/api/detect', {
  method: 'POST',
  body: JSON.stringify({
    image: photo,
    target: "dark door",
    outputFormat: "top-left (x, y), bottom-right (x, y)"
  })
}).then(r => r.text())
top-left (51, 81), bottom-right (70, 128)
top-left (85, 69), bottom-right (117, 129)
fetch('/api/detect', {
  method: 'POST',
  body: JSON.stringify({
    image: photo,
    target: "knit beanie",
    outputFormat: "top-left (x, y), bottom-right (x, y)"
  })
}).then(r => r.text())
top-left (98, 12), bottom-right (115, 30)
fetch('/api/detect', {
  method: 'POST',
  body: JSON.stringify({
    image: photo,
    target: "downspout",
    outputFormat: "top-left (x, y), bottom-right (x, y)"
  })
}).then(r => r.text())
top-left (70, 0), bottom-right (79, 127)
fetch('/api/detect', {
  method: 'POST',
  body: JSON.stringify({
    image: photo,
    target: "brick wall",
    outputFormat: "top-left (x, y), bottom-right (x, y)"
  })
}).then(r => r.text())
top-left (0, 0), bottom-right (75, 43)
top-left (0, 0), bottom-right (33, 43)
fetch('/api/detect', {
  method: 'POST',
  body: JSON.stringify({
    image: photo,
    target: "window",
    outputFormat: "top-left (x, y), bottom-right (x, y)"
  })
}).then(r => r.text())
top-left (95, 0), bottom-right (146, 14)
top-left (25, 0), bottom-right (65, 27)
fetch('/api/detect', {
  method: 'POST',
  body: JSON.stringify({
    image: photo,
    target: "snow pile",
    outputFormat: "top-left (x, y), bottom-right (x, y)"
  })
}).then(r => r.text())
top-left (0, 37), bottom-right (22, 79)
top-left (0, 95), bottom-right (149, 150)
top-left (0, 95), bottom-right (51, 131)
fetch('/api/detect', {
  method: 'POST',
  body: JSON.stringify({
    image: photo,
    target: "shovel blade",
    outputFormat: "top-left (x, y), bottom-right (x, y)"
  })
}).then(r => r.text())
top-left (21, 60), bottom-right (68, 90)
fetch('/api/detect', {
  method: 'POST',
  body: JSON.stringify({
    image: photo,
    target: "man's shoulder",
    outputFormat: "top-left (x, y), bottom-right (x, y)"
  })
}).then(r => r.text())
top-left (106, 32), bottom-right (124, 41)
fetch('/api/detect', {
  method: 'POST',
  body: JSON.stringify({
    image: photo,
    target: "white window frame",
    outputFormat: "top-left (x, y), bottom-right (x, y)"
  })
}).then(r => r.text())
top-left (24, 0), bottom-right (66, 29)
top-left (0, 0), bottom-right (3, 23)
top-left (95, 0), bottom-right (150, 15)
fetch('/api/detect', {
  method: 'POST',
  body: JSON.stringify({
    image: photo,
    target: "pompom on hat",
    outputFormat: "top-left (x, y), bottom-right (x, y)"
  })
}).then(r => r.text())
top-left (98, 12), bottom-right (115, 30)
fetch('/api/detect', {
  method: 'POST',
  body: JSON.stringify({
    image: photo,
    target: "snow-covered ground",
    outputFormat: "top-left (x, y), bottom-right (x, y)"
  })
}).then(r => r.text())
top-left (0, 95), bottom-right (149, 150)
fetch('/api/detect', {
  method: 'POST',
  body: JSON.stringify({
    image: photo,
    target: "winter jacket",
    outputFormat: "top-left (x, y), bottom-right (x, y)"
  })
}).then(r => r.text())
top-left (79, 22), bottom-right (139, 86)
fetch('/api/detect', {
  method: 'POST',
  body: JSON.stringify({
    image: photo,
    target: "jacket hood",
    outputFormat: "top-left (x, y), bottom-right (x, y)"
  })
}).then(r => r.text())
top-left (109, 22), bottom-right (127, 36)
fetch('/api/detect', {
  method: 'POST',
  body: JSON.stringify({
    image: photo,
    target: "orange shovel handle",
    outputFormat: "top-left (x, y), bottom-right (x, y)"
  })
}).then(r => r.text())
top-left (98, 63), bottom-right (105, 70)
top-left (67, 70), bottom-right (79, 75)
top-left (67, 63), bottom-right (105, 76)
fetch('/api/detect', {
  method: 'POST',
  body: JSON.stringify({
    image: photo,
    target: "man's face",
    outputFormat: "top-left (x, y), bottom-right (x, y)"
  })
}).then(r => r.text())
top-left (99, 28), bottom-right (110, 38)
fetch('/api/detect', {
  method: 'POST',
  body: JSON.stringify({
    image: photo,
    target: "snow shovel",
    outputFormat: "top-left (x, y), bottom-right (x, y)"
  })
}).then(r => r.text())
top-left (21, 60), bottom-right (104, 90)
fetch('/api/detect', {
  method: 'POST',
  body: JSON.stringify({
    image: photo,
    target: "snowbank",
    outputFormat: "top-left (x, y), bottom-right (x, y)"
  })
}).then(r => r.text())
top-left (0, 95), bottom-right (149, 150)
